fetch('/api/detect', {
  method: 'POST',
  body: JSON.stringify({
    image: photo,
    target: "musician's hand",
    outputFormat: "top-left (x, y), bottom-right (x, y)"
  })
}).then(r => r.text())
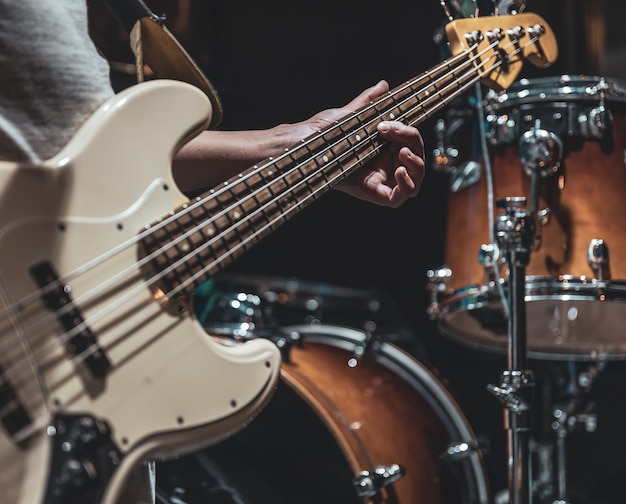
top-left (175, 80), bottom-right (424, 205)
top-left (297, 80), bottom-right (425, 207)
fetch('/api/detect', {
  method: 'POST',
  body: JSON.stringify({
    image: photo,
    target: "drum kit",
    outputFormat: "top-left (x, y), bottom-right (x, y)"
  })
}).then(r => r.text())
top-left (152, 2), bottom-right (626, 503)
top-left (427, 70), bottom-right (626, 504)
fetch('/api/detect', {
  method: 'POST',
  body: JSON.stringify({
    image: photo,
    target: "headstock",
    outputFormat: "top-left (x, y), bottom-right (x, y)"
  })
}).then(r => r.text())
top-left (445, 13), bottom-right (558, 91)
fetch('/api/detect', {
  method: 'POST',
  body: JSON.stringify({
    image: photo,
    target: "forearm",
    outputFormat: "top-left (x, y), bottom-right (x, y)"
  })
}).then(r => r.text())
top-left (172, 123), bottom-right (309, 193)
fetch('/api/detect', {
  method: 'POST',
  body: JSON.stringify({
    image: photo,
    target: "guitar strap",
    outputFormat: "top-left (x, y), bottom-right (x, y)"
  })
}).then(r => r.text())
top-left (101, 0), bottom-right (223, 129)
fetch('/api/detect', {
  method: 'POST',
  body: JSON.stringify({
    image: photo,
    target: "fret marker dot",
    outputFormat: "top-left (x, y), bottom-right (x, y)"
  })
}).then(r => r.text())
top-left (181, 243), bottom-right (190, 252)
top-left (323, 155), bottom-right (329, 163)
top-left (268, 170), bottom-right (274, 176)
top-left (355, 134), bottom-right (361, 141)
top-left (390, 113), bottom-right (395, 119)
top-left (233, 211), bottom-right (241, 219)
top-left (206, 227), bottom-right (215, 236)
top-left (424, 90), bottom-right (430, 97)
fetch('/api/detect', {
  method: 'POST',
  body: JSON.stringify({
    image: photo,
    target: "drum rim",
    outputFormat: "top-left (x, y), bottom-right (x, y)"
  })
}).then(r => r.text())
top-left (486, 74), bottom-right (626, 109)
top-left (283, 323), bottom-right (491, 504)
top-left (439, 276), bottom-right (626, 311)
top-left (436, 277), bottom-right (626, 361)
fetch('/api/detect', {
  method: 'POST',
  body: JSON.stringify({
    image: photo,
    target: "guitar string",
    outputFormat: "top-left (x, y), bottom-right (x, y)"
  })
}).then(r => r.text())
top-left (0, 33), bottom-right (536, 428)
top-left (0, 44), bottom-right (486, 360)
top-left (0, 33), bottom-right (541, 432)
top-left (0, 42), bottom-right (493, 365)
top-left (0, 48), bottom-right (475, 342)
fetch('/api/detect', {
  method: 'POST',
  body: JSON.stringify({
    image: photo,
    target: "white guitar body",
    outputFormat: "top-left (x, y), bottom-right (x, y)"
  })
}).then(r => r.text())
top-left (0, 80), bottom-right (281, 504)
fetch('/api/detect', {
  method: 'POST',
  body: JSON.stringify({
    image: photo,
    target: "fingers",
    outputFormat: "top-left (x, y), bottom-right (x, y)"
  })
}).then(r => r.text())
top-left (377, 122), bottom-right (425, 207)
top-left (343, 80), bottom-right (390, 112)
top-left (377, 121), bottom-right (424, 158)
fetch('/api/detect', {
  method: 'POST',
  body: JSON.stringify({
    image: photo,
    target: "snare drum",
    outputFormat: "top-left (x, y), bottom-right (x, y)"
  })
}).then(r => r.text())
top-left (437, 75), bottom-right (626, 360)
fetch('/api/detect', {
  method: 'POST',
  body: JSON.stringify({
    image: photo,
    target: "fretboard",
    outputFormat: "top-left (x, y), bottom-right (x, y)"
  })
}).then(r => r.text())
top-left (138, 50), bottom-right (481, 300)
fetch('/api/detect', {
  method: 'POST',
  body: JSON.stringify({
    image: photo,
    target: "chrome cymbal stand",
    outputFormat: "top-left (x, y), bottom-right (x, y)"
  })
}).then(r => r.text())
top-left (488, 196), bottom-right (536, 504)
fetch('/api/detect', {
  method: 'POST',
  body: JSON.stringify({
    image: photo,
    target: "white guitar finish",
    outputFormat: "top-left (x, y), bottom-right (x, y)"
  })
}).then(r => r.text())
top-left (0, 80), bottom-right (281, 504)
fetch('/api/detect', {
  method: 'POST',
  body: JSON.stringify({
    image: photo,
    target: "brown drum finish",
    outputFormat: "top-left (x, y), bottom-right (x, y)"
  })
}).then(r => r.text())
top-left (282, 340), bottom-right (450, 504)
top-left (445, 109), bottom-right (626, 290)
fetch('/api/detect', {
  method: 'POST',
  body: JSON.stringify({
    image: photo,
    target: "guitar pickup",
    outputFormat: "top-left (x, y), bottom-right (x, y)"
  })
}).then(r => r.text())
top-left (30, 262), bottom-right (111, 379)
top-left (0, 362), bottom-right (32, 439)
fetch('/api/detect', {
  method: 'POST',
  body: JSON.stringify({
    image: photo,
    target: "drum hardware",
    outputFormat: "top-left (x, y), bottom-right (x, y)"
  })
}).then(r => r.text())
top-left (485, 78), bottom-right (615, 149)
top-left (487, 196), bottom-right (536, 504)
top-left (443, 440), bottom-right (482, 461)
top-left (530, 439), bottom-right (556, 504)
top-left (352, 464), bottom-right (405, 498)
top-left (449, 160), bottom-right (482, 192)
top-left (546, 362), bottom-right (604, 504)
top-left (493, 0), bottom-right (527, 16)
top-left (439, 0), bottom-right (526, 21)
top-left (586, 238), bottom-right (610, 280)
top-left (478, 243), bottom-right (506, 285)
top-left (438, 0), bottom-right (478, 21)
top-left (426, 267), bottom-right (452, 318)
top-left (433, 117), bottom-right (482, 193)
top-left (433, 118), bottom-right (460, 171)
top-left (518, 122), bottom-right (563, 179)
top-left (582, 77), bottom-right (611, 139)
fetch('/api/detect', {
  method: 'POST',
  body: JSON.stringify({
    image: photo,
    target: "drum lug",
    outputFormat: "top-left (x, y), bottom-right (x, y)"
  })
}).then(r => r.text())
top-left (426, 267), bottom-right (452, 318)
top-left (443, 440), bottom-right (481, 461)
top-left (478, 243), bottom-right (505, 283)
top-left (269, 329), bottom-right (302, 363)
top-left (582, 77), bottom-right (613, 141)
top-left (586, 238), bottom-right (611, 280)
top-left (432, 118), bottom-right (459, 173)
top-left (432, 118), bottom-right (482, 193)
top-left (352, 464), bottom-right (405, 498)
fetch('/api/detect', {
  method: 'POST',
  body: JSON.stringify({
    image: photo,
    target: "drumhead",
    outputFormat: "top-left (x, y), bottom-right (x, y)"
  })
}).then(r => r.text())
top-left (283, 325), bottom-right (491, 504)
top-left (486, 75), bottom-right (626, 109)
top-left (438, 276), bottom-right (626, 360)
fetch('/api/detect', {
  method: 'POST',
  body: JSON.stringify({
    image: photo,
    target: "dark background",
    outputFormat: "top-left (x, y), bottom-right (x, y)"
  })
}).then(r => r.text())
top-left (90, 1), bottom-right (626, 502)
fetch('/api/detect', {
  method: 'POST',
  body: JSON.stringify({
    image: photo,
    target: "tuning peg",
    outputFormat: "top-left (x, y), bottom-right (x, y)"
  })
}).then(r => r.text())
top-left (493, 0), bottom-right (526, 15)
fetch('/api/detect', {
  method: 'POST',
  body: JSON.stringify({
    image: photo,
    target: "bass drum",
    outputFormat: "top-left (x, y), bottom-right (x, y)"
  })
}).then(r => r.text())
top-left (154, 326), bottom-right (490, 504)
top-left (439, 75), bottom-right (626, 360)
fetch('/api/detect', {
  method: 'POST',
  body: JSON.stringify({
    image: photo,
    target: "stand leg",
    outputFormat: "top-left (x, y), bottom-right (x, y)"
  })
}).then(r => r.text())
top-left (488, 197), bottom-right (537, 504)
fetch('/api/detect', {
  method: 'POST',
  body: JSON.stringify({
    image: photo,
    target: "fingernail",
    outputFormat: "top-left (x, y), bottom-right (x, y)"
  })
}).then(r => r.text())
top-left (378, 121), bottom-right (391, 132)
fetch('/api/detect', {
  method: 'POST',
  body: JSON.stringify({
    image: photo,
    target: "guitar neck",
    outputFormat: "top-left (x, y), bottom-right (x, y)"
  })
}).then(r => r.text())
top-left (138, 13), bottom-right (557, 301)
